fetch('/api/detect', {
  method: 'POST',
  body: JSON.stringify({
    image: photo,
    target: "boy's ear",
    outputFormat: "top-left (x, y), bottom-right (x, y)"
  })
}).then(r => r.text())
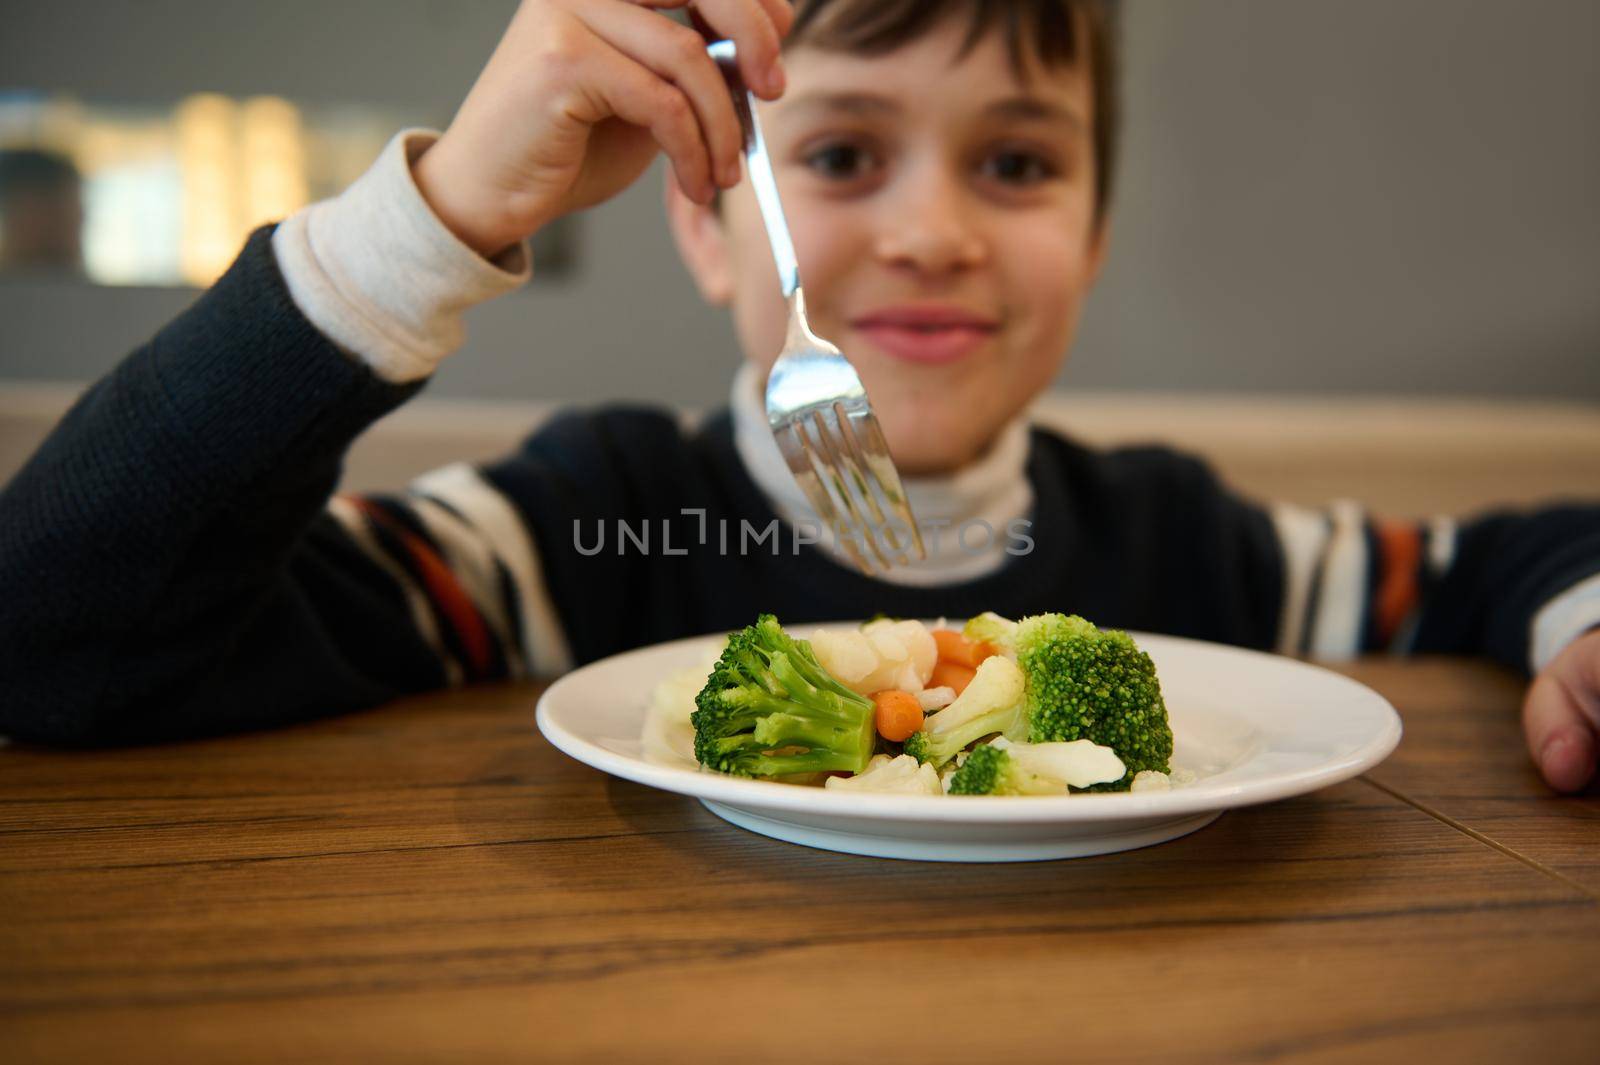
top-left (663, 170), bottom-right (734, 306)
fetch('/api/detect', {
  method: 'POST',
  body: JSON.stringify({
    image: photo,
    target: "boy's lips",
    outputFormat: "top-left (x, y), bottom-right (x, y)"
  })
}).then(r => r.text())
top-left (849, 305), bottom-right (1000, 365)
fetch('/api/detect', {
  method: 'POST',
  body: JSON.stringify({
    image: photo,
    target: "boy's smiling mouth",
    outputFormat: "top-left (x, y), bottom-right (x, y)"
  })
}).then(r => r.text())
top-left (850, 304), bottom-right (1000, 365)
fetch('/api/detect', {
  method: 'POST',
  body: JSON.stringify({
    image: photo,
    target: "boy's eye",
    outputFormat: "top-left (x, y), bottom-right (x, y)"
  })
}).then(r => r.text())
top-left (803, 142), bottom-right (877, 181)
top-left (979, 149), bottom-right (1058, 185)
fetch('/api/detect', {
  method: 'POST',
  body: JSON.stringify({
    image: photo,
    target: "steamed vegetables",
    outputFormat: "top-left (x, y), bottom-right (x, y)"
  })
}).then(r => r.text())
top-left (649, 611), bottom-right (1181, 796)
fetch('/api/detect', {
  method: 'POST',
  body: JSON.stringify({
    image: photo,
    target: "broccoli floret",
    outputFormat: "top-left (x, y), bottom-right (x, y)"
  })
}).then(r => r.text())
top-left (692, 615), bottom-right (877, 778)
top-left (903, 655), bottom-right (1026, 768)
top-left (947, 744), bottom-right (1063, 796)
top-left (1010, 613), bottom-right (1172, 788)
top-left (948, 738), bottom-right (1127, 795)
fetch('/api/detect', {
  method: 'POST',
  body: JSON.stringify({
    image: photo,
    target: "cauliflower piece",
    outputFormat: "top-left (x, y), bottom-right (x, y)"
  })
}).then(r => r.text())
top-left (825, 754), bottom-right (943, 796)
top-left (1129, 767), bottom-right (1198, 791)
top-left (806, 628), bottom-right (878, 686)
top-left (642, 645), bottom-right (721, 768)
top-left (916, 686), bottom-right (957, 712)
top-left (990, 735), bottom-right (1126, 790)
top-left (810, 619), bottom-right (936, 695)
top-left (902, 654), bottom-right (1027, 766)
top-left (863, 618), bottom-right (938, 686)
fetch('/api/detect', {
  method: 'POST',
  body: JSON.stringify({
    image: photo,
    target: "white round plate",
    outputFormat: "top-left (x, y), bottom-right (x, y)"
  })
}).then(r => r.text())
top-left (535, 626), bottom-right (1402, 863)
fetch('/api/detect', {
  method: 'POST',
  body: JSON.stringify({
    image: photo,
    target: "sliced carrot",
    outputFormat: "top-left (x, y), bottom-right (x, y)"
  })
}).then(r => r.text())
top-left (929, 660), bottom-right (977, 696)
top-left (871, 689), bottom-right (924, 743)
top-left (932, 629), bottom-right (997, 669)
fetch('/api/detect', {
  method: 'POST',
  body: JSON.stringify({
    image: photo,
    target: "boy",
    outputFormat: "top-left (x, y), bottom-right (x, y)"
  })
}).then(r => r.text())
top-left (1, 0), bottom-right (1597, 792)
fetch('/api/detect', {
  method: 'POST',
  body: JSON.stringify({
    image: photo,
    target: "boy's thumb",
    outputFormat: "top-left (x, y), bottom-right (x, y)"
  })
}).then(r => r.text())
top-left (1522, 672), bottom-right (1598, 793)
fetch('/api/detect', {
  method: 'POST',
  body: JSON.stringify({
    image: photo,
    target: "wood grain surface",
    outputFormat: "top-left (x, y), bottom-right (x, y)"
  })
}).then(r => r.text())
top-left (3, 665), bottom-right (1599, 1065)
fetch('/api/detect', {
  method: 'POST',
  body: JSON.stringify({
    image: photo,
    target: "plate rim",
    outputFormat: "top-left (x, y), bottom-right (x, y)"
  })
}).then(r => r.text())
top-left (535, 624), bottom-right (1402, 823)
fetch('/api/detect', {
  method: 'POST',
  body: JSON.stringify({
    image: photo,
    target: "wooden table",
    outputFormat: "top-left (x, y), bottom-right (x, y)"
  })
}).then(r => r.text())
top-left (3, 659), bottom-right (1598, 1064)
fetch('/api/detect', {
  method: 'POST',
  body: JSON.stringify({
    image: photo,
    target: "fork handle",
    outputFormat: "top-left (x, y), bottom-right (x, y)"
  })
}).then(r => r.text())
top-left (708, 40), bottom-right (801, 299)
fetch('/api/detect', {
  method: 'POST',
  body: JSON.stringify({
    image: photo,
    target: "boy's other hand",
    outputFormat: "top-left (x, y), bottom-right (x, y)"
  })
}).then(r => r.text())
top-left (415, 0), bottom-right (792, 258)
top-left (1524, 628), bottom-right (1600, 793)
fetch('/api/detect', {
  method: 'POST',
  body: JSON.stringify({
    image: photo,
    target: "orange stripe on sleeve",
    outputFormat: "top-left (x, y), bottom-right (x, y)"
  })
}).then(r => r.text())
top-left (1374, 520), bottom-right (1423, 648)
top-left (353, 498), bottom-right (495, 679)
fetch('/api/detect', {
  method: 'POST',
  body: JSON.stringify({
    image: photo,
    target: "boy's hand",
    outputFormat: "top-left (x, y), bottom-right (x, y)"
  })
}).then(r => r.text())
top-left (1523, 627), bottom-right (1600, 793)
top-left (415, 0), bottom-right (792, 258)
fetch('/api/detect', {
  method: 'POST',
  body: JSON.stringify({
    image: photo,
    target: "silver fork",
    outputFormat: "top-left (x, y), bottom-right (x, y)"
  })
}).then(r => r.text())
top-left (708, 40), bottom-right (926, 575)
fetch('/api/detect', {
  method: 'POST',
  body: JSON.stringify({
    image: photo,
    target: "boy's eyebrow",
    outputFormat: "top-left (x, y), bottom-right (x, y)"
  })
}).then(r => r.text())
top-left (775, 92), bottom-right (1086, 131)
top-left (984, 96), bottom-right (1087, 131)
top-left (777, 91), bottom-right (902, 118)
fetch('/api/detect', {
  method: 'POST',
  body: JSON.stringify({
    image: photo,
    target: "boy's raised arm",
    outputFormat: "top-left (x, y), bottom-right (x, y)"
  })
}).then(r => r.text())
top-left (0, 227), bottom-right (443, 743)
top-left (0, 0), bottom-right (792, 745)
top-left (415, 0), bottom-right (790, 260)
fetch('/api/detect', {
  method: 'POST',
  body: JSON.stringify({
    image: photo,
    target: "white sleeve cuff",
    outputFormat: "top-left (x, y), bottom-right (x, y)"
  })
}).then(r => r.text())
top-left (271, 129), bottom-right (531, 383)
top-left (1530, 570), bottom-right (1600, 673)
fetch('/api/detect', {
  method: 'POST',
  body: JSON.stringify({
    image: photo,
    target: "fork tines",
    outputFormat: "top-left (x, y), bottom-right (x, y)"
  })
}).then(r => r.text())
top-left (774, 404), bottom-right (926, 576)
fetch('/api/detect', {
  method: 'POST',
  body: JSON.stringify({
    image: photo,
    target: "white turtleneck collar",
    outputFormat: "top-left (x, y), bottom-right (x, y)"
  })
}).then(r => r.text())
top-left (729, 362), bottom-right (1035, 585)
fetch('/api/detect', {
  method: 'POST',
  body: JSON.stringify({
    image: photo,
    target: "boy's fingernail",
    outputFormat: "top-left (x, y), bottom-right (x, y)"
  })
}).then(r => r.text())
top-left (1538, 732), bottom-right (1589, 791)
top-left (767, 62), bottom-right (786, 95)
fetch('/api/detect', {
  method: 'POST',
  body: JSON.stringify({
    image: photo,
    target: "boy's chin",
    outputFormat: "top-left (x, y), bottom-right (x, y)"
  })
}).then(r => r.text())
top-left (875, 404), bottom-right (1004, 478)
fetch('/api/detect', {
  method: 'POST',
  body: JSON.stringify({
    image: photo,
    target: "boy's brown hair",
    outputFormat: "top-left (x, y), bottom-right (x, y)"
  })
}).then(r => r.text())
top-left (786, 0), bottom-right (1120, 224)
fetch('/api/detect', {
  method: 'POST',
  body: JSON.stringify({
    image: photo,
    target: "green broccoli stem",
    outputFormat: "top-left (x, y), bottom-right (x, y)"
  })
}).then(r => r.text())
top-left (741, 747), bottom-right (873, 777)
top-left (904, 701), bottom-right (1023, 767)
top-left (722, 684), bottom-right (868, 724)
top-left (765, 651), bottom-right (872, 712)
top-left (752, 711), bottom-right (870, 750)
top-left (693, 615), bottom-right (879, 779)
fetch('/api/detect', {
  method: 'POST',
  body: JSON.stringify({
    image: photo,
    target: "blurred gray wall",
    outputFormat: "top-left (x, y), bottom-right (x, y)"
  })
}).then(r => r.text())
top-left (2, 0), bottom-right (1596, 402)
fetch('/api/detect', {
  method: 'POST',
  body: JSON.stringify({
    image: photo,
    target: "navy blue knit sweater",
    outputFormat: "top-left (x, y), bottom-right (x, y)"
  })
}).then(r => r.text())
top-left (2, 229), bottom-right (1596, 746)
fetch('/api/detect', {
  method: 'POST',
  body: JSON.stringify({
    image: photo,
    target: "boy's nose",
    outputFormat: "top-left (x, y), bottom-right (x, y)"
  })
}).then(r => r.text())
top-left (871, 169), bottom-right (987, 277)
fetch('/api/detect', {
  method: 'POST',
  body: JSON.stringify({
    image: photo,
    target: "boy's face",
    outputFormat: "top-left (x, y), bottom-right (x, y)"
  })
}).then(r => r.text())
top-left (669, 16), bottom-right (1107, 477)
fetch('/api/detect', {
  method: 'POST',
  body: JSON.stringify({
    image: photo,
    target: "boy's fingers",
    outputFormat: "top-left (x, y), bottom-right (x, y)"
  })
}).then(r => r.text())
top-left (632, 0), bottom-right (793, 46)
top-left (630, 0), bottom-right (793, 30)
top-left (766, 0), bottom-right (797, 37)
top-left (733, 0), bottom-right (795, 39)
top-left (1522, 637), bottom-right (1600, 793)
top-left (580, 0), bottom-right (745, 187)
top-left (588, 45), bottom-right (715, 202)
top-left (686, 0), bottom-right (786, 97)
top-left (1523, 676), bottom-right (1598, 792)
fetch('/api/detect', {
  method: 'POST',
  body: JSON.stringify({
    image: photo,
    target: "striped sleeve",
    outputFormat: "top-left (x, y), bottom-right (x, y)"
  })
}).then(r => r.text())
top-left (326, 462), bottom-right (573, 684)
top-left (1270, 501), bottom-right (1459, 660)
top-left (1270, 499), bottom-right (1600, 673)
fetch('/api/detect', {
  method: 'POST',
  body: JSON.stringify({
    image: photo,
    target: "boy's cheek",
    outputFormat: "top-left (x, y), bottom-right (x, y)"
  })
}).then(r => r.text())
top-left (728, 288), bottom-right (793, 387)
